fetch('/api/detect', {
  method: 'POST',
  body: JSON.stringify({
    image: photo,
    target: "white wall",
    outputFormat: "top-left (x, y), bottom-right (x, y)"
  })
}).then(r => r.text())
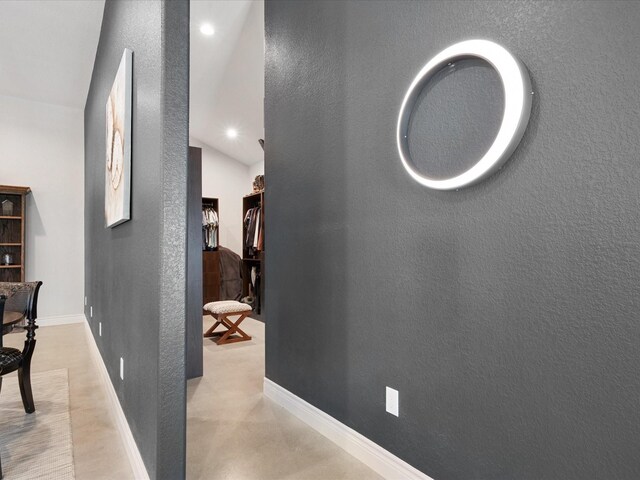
top-left (0, 94), bottom-right (84, 323)
top-left (248, 160), bottom-right (264, 184)
top-left (191, 138), bottom-right (253, 256)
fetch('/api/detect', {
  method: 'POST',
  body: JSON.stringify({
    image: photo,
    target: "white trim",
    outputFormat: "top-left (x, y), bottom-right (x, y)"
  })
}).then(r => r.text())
top-left (38, 314), bottom-right (85, 327)
top-left (263, 378), bottom-right (433, 480)
top-left (83, 317), bottom-right (150, 480)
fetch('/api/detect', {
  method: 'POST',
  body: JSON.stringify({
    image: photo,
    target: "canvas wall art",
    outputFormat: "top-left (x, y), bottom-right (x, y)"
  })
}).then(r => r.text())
top-left (105, 48), bottom-right (132, 227)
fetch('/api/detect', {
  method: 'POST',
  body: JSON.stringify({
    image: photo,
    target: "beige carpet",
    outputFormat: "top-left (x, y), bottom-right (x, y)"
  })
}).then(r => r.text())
top-left (0, 369), bottom-right (74, 479)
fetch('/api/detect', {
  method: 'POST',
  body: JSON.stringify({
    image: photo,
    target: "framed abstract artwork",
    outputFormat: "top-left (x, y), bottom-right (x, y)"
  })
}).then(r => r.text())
top-left (105, 48), bottom-right (133, 227)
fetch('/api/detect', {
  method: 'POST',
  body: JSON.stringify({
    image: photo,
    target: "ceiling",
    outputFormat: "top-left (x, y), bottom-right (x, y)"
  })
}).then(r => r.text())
top-left (0, 0), bottom-right (104, 109)
top-left (190, 0), bottom-right (265, 166)
top-left (0, 0), bottom-right (265, 166)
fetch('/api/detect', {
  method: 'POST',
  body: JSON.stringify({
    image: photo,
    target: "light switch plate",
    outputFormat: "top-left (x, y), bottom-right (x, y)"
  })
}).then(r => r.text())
top-left (386, 386), bottom-right (399, 417)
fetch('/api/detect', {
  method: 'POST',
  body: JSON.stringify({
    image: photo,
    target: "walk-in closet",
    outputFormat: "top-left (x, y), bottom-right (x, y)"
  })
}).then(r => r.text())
top-left (185, 3), bottom-right (268, 470)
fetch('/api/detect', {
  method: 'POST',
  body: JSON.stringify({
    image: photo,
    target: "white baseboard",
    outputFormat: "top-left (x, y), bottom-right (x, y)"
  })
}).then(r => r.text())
top-left (38, 314), bottom-right (85, 327)
top-left (263, 378), bottom-right (433, 480)
top-left (83, 317), bottom-right (150, 480)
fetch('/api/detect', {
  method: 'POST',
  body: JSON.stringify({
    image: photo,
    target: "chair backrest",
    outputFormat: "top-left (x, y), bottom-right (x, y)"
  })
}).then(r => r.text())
top-left (0, 282), bottom-right (43, 324)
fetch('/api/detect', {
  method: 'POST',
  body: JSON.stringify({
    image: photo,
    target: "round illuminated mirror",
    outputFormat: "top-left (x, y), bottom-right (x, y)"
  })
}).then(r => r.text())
top-left (396, 39), bottom-right (532, 191)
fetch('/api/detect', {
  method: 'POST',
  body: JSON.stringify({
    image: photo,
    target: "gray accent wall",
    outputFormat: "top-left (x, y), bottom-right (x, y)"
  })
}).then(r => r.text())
top-left (84, 1), bottom-right (189, 478)
top-left (264, 1), bottom-right (640, 479)
top-left (187, 147), bottom-right (203, 379)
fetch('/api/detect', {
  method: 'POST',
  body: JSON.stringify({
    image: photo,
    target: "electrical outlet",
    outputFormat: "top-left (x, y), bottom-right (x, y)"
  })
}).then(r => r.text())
top-left (84, 296), bottom-right (87, 306)
top-left (120, 357), bottom-right (124, 380)
top-left (90, 306), bottom-right (93, 318)
top-left (386, 387), bottom-right (399, 417)
top-left (99, 322), bottom-right (102, 337)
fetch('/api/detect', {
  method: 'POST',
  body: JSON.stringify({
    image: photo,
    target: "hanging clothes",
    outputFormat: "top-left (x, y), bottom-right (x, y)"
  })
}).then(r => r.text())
top-left (253, 209), bottom-right (260, 249)
top-left (202, 206), bottom-right (219, 250)
top-left (257, 215), bottom-right (264, 251)
top-left (243, 205), bottom-right (263, 255)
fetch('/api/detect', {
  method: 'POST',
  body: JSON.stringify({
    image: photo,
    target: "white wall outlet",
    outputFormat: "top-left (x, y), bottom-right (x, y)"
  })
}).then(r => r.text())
top-left (84, 296), bottom-right (87, 306)
top-left (99, 322), bottom-right (102, 337)
top-left (120, 357), bottom-right (124, 380)
top-left (386, 387), bottom-right (399, 417)
top-left (90, 306), bottom-right (93, 318)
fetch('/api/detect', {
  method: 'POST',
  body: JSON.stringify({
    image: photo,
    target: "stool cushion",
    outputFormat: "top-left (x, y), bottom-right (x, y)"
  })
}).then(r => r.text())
top-left (203, 301), bottom-right (252, 315)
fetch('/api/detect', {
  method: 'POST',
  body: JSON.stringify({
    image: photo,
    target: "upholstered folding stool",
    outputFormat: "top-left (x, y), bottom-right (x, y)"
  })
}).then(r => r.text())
top-left (203, 301), bottom-right (253, 345)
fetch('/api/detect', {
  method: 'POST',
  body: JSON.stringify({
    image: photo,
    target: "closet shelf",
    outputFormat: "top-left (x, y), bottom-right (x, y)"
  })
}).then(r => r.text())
top-left (0, 265), bottom-right (21, 269)
top-left (242, 257), bottom-right (262, 262)
top-left (0, 216), bottom-right (21, 220)
top-left (0, 243), bottom-right (21, 246)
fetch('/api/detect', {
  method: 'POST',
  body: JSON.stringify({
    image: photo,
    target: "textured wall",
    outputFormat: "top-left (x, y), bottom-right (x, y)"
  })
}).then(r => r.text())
top-left (264, 1), bottom-right (640, 479)
top-left (187, 147), bottom-right (203, 379)
top-left (84, 0), bottom-right (189, 478)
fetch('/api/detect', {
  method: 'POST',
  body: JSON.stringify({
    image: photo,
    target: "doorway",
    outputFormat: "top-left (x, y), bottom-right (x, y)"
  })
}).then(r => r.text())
top-left (186, 1), bottom-right (268, 476)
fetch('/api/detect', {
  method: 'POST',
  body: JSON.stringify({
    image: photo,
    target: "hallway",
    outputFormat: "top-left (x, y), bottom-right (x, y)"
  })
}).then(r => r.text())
top-left (186, 317), bottom-right (381, 479)
top-left (3, 320), bottom-right (380, 479)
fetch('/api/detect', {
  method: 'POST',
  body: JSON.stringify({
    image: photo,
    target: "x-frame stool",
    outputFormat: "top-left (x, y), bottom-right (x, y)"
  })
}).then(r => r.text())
top-left (203, 301), bottom-right (253, 345)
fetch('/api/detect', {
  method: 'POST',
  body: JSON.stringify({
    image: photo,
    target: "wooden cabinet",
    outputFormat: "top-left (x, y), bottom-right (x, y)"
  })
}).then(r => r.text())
top-left (242, 191), bottom-right (264, 320)
top-left (0, 185), bottom-right (30, 282)
top-left (203, 250), bottom-right (220, 305)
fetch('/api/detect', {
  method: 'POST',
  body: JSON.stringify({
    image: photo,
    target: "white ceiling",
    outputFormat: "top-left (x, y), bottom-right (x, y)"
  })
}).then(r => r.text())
top-left (0, 0), bottom-right (264, 166)
top-left (190, 0), bottom-right (265, 166)
top-left (0, 0), bottom-right (104, 109)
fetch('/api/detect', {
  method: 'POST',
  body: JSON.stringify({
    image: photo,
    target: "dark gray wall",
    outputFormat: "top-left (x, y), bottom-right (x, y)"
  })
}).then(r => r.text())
top-left (187, 147), bottom-right (203, 379)
top-left (264, 1), bottom-right (640, 479)
top-left (84, 1), bottom-right (189, 478)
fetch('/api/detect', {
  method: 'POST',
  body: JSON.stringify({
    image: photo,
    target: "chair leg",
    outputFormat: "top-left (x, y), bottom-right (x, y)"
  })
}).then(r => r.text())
top-left (0, 376), bottom-right (3, 394)
top-left (203, 318), bottom-right (224, 338)
top-left (216, 313), bottom-right (252, 345)
top-left (18, 365), bottom-right (34, 414)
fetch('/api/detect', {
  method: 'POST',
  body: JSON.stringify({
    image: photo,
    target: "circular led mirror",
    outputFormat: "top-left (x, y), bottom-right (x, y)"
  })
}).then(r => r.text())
top-left (397, 39), bottom-right (532, 191)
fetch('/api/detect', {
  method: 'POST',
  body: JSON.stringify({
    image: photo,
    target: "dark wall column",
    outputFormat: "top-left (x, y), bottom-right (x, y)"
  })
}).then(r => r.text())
top-left (84, 1), bottom-right (189, 478)
top-left (186, 146), bottom-right (203, 379)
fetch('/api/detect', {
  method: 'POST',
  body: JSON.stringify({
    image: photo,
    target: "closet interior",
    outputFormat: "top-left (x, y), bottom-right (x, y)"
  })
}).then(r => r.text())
top-left (187, 0), bottom-right (266, 382)
top-left (242, 191), bottom-right (264, 319)
top-left (202, 197), bottom-right (220, 306)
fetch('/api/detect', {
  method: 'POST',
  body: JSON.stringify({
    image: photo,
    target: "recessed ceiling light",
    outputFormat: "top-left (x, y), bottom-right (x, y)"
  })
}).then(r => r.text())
top-left (200, 23), bottom-right (215, 36)
top-left (226, 128), bottom-right (238, 139)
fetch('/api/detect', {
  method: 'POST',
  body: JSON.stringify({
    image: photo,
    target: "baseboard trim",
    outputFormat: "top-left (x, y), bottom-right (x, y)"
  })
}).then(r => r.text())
top-left (263, 378), bottom-right (433, 480)
top-left (39, 314), bottom-right (85, 327)
top-left (83, 318), bottom-right (149, 480)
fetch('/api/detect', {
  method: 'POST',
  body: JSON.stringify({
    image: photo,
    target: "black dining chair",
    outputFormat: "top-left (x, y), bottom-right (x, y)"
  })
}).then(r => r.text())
top-left (0, 281), bottom-right (42, 479)
top-left (0, 281), bottom-right (43, 412)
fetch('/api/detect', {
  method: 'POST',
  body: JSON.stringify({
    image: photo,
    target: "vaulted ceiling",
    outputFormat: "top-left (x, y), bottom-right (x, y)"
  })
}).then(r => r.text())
top-left (0, 0), bottom-right (104, 109)
top-left (190, 0), bottom-right (265, 166)
top-left (0, 0), bottom-right (264, 167)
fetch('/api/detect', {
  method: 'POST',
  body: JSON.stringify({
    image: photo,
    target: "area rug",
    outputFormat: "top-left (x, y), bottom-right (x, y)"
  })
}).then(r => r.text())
top-left (0, 369), bottom-right (74, 479)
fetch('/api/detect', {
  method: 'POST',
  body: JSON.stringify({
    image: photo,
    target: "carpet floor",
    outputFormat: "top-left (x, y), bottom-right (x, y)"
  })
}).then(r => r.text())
top-left (0, 369), bottom-right (74, 479)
